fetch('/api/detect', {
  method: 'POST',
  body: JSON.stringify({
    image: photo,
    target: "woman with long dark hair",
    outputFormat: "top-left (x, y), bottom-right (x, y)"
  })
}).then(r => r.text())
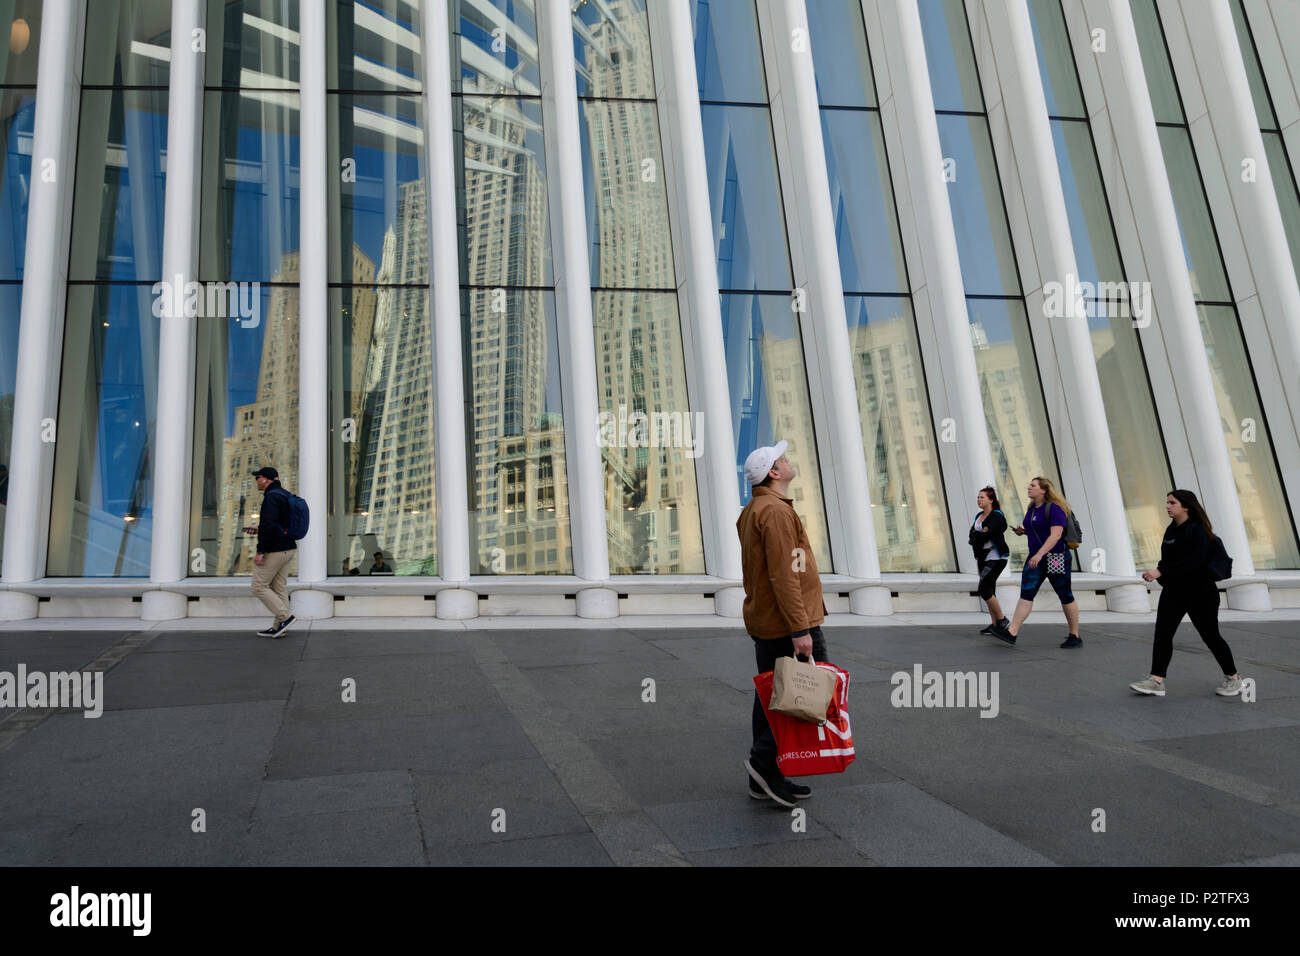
top-left (970, 487), bottom-right (1009, 635)
top-left (991, 476), bottom-right (1081, 648)
top-left (1130, 490), bottom-right (1243, 697)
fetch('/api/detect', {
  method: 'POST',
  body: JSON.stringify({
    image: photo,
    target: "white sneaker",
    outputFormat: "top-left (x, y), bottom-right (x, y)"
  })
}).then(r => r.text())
top-left (1215, 676), bottom-right (1243, 697)
top-left (1130, 675), bottom-right (1166, 696)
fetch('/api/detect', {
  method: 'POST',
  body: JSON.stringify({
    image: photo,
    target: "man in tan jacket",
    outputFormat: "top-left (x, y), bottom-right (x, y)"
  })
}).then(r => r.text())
top-left (738, 440), bottom-right (828, 807)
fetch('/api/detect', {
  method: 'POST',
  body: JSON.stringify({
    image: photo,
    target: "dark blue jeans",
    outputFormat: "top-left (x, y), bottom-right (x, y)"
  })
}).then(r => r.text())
top-left (749, 626), bottom-right (829, 778)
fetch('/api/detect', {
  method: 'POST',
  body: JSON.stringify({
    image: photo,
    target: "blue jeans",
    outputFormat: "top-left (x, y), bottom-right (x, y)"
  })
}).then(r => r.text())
top-left (749, 626), bottom-right (828, 778)
top-left (1019, 555), bottom-right (1075, 604)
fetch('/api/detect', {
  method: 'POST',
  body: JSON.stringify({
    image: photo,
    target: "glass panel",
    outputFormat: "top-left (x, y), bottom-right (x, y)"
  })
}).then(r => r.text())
top-left (573, 0), bottom-right (655, 100)
top-left (1229, 0), bottom-right (1276, 129)
top-left (937, 114), bottom-right (1021, 296)
top-left (328, 287), bottom-right (437, 576)
top-left (1264, 132), bottom-right (1300, 286)
top-left (1197, 304), bottom-right (1299, 568)
top-left (692, 0), bottom-right (765, 103)
top-left (329, 93), bottom-right (427, 284)
top-left (1050, 119), bottom-right (1122, 291)
top-left (200, 89), bottom-right (301, 283)
top-left (805, 0), bottom-right (875, 108)
top-left (917, 0), bottom-right (984, 113)
top-left (966, 297), bottom-right (1058, 537)
top-left (1158, 126), bottom-right (1232, 302)
top-left (190, 285), bottom-right (300, 576)
top-left (330, 0), bottom-right (423, 93)
top-left (580, 99), bottom-right (674, 289)
top-left (48, 284), bottom-right (159, 576)
top-left (1027, 0), bottom-right (1085, 118)
top-left (206, 0), bottom-right (301, 89)
top-left (464, 288), bottom-right (573, 574)
top-left (69, 89), bottom-right (169, 282)
top-left (594, 291), bottom-right (704, 574)
top-left (0, 90), bottom-right (35, 280)
top-left (845, 296), bottom-right (955, 571)
top-left (0, 0), bottom-right (42, 85)
top-left (0, 282), bottom-right (18, 573)
top-left (1129, 0), bottom-right (1184, 125)
top-left (721, 292), bottom-right (831, 570)
top-left (450, 0), bottom-right (541, 96)
top-left (83, 0), bottom-right (170, 87)
top-left (701, 104), bottom-right (791, 291)
top-left (821, 109), bottom-right (908, 294)
top-left (457, 95), bottom-right (552, 288)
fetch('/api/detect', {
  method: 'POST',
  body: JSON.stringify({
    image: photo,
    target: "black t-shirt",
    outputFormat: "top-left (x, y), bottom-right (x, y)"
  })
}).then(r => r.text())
top-left (1157, 519), bottom-right (1213, 588)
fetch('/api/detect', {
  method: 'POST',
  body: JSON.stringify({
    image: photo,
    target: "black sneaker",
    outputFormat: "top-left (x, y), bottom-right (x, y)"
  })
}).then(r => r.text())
top-left (990, 623), bottom-right (1017, 645)
top-left (1060, 634), bottom-right (1082, 649)
top-left (748, 778), bottom-right (770, 801)
top-left (257, 624), bottom-right (279, 637)
top-left (785, 778), bottom-right (812, 799)
top-left (980, 617), bottom-right (1009, 635)
top-left (744, 759), bottom-right (798, 808)
top-left (272, 615), bottom-right (296, 638)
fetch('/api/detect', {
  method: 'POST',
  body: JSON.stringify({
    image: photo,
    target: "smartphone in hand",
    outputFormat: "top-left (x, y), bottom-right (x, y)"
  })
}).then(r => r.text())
top-left (243, 526), bottom-right (258, 535)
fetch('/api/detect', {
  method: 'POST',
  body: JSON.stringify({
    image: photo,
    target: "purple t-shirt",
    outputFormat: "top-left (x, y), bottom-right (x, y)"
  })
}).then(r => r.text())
top-left (1025, 503), bottom-right (1068, 555)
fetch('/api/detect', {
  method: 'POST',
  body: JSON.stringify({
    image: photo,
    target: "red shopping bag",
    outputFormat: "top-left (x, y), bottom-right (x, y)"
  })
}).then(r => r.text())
top-left (754, 661), bottom-right (854, 776)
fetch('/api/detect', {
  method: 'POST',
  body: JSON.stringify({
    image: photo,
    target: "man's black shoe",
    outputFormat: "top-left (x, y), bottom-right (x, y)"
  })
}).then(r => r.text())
top-left (273, 615), bottom-right (296, 638)
top-left (980, 617), bottom-right (1009, 635)
top-left (1060, 634), bottom-right (1082, 649)
top-left (785, 778), bottom-right (812, 799)
top-left (990, 623), bottom-right (1017, 645)
top-left (744, 759), bottom-right (798, 808)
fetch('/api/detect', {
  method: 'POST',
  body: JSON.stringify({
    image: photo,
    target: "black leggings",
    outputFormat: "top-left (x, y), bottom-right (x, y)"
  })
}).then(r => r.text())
top-left (1151, 584), bottom-right (1237, 678)
top-left (977, 558), bottom-right (1007, 601)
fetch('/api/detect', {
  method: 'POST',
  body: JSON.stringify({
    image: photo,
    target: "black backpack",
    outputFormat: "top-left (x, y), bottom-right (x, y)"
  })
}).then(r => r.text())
top-left (1208, 535), bottom-right (1233, 582)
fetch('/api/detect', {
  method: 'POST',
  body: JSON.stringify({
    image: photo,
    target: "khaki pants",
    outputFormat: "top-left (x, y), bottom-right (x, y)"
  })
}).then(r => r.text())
top-left (251, 549), bottom-right (294, 623)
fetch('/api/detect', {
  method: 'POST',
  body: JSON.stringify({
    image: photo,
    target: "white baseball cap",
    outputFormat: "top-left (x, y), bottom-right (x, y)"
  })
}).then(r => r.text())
top-left (744, 440), bottom-right (788, 486)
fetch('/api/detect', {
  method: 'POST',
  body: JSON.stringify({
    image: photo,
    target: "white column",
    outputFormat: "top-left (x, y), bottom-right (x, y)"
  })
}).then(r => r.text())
top-left (421, 0), bottom-right (474, 619)
top-left (646, 0), bottom-right (744, 616)
top-left (973, 0), bottom-right (1142, 607)
top-left (1250, 0), bottom-right (1300, 191)
top-left (1164, 0), bottom-right (1300, 519)
top-left (0, 0), bottom-right (85, 620)
top-left (294, 0), bottom-right (332, 619)
top-left (1080, 0), bottom-right (1263, 606)
top-left (762, 0), bottom-right (888, 613)
top-left (873, 0), bottom-right (998, 576)
top-left (537, 0), bottom-right (614, 618)
top-left (143, 0), bottom-right (205, 622)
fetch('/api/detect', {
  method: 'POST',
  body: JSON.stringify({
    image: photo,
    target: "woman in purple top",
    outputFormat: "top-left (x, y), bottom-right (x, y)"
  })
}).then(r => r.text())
top-left (991, 476), bottom-right (1081, 648)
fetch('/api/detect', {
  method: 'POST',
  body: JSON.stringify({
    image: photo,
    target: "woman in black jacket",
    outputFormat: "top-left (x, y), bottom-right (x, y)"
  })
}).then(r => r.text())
top-left (1130, 490), bottom-right (1242, 697)
top-left (970, 486), bottom-right (1009, 635)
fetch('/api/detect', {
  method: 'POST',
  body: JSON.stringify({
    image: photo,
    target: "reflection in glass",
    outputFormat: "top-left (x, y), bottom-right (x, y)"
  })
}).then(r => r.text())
top-left (191, 282), bottom-right (300, 577)
top-left (1158, 127), bottom-right (1232, 303)
top-left (206, 0), bottom-right (300, 89)
top-left (1050, 120), bottom-right (1121, 292)
top-left (0, 283), bottom-right (19, 573)
top-left (1196, 305), bottom-right (1299, 568)
top-left (845, 297), bottom-right (955, 571)
top-left (451, 0), bottom-right (540, 95)
top-left (49, 285), bottom-right (159, 575)
top-left (463, 289), bottom-right (573, 575)
top-left (457, 96), bottom-right (551, 288)
top-left (0, 0), bottom-right (41, 86)
top-left (721, 293), bottom-right (830, 570)
top-left (594, 292), bottom-right (704, 574)
top-left (805, 0), bottom-right (875, 108)
top-left (573, 0), bottom-right (654, 100)
top-left (821, 110), bottom-right (908, 294)
top-left (701, 104), bottom-right (791, 291)
top-left (84, 0), bottom-right (171, 87)
top-left (1228, 0), bottom-right (1275, 128)
top-left (200, 90), bottom-right (301, 283)
top-left (69, 89), bottom-right (168, 282)
top-left (966, 298), bottom-right (1058, 538)
top-left (1027, 0), bottom-right (1084, 118)
top-left (0, 91), bottom-right (35, 281)
top-left (580, 100), bottom-right (673, 289)
top-left (692, 0), bottom-right (765, 103)
top-left (917, 0), bottom-right (984, 113)
top-left (937, 114), bottom-right (1021, 296)
top-left (329, 281), bottom-right (437, 576)
top-left (331, 0), bottom-right (423, 93)
top-left (1264, 133), bottom-right (1300, 285)
top-left (1128, 0), bottom-right (1184, 125)
top-left (329, 93), bottom-right (427, 284)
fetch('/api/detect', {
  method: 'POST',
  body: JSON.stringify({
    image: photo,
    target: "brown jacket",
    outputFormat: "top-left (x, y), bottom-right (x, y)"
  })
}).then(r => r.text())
top-left (736, 485), bottom-right (826, 639)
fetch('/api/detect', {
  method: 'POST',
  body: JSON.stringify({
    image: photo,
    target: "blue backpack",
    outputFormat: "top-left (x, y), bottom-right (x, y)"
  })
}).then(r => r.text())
top-left (272, 488), bottom-right (310, 540)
